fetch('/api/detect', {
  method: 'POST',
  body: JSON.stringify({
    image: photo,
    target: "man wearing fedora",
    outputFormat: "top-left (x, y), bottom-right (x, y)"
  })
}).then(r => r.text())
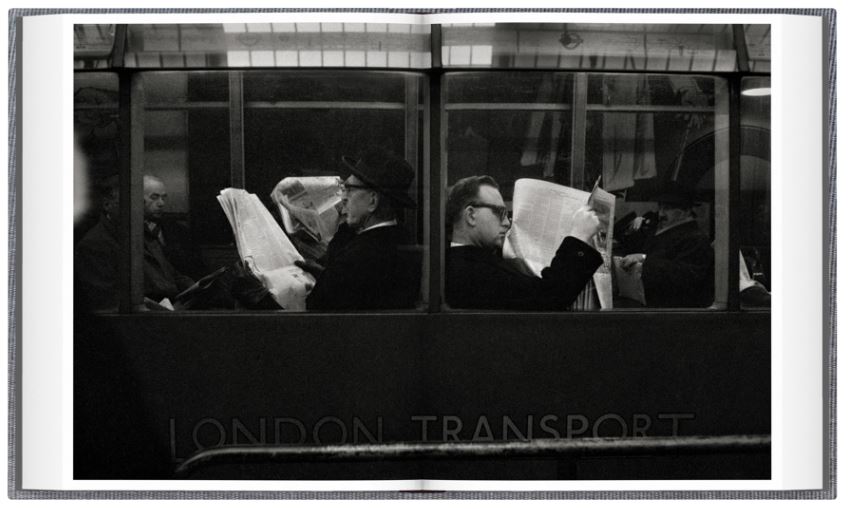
top-left (620, 182), bottom-right (714, 308)
top-left (301, 148), bottom-right (420, 310)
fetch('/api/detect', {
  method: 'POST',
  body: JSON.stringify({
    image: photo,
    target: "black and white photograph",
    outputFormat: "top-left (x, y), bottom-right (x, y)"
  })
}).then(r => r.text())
top-left (70, 18), bottom-right (774, 481)
top-left (8, 6), bottom-right (834, 497)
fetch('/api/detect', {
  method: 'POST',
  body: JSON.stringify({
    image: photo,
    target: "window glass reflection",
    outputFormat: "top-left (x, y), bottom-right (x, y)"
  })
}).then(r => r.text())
top-left (74, 24), bottom-right (115, 69)
top-left (125, 24), bottom-right (431, 69)
top-left (744, 25), bottom-right (772, 73)
top-left (441, 24), bottom-right (743, 71)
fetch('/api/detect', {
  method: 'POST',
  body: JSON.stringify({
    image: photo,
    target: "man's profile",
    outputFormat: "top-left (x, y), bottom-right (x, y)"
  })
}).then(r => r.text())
top-left (620, 182), bottom-right (714, 308)
top-left (445, 175), bottom-right (603, 310)
top-left (302, 149), bottom-right (421, 311)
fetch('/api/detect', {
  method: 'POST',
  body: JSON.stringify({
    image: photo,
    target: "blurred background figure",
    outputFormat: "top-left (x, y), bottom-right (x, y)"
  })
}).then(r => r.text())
top-left (619, 182), bottom-right (714, 308)
top-left (75, 175), bottom-right (195, 311)
top-left (73, 139), bottom-right (90, 223)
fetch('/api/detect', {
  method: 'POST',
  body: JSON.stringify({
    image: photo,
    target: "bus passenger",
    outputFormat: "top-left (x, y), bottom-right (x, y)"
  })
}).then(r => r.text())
top-left (445, 175), bottom-right (602, 310)
top-left (620, 183), bottom-right (714, 308)
top-left (298, 149), bottom-right (420, 310)
top-left (141, 175), bottom-right (208, 281)
top-left (75, 175), bottom-right (195, 311)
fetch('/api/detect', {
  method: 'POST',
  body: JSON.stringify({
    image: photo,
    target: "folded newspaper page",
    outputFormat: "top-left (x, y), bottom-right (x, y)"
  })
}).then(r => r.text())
top-left (217, 188), bottom-right (315, 311)
top-left (588, 181), bottom-right (616, 309)
top-left (270, 176), bottom-right (344, 246)
top-left (504, 178), bottom-right (615, 309)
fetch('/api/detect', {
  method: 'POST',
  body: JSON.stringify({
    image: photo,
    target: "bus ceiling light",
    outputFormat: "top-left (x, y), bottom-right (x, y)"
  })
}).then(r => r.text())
top-left (742, 87), bottom-right (771, 97)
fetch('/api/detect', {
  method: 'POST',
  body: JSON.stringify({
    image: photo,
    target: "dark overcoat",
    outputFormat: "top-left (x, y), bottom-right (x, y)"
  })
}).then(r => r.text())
top-left (75, 215), bottom-right (194, 310)
top-left (445, 236), bottom-right (602, 310)
top-left (306, 225), bottom-right (420, 310)
top-left (641, 220), bottom-right (714, 308)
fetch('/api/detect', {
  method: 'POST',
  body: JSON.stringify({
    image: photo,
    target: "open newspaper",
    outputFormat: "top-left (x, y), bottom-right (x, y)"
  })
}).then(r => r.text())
top-left (217, 188), bottom-right (315, 311)
top-left (503, 178), bottom-right (616, 309)
top-left (271, 176), bottom-right (344, 246)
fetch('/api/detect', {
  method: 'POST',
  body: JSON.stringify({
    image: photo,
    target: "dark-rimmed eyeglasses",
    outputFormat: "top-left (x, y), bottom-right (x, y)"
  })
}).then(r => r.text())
top-left (468, 202), bottom-right (510, 222)
top-left (341, 183), bottom-right (372, 194)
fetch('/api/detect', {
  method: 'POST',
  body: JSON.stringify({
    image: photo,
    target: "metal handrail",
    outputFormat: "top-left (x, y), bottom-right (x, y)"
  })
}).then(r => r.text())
top-left (174, 434), bottom-right (770, 478)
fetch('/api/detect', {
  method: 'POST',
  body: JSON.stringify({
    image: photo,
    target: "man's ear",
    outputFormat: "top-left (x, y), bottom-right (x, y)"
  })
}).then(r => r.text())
top-left (463, 205), bottom-right (477, 226)
top-left (366, 191), bottom-right (379, 212)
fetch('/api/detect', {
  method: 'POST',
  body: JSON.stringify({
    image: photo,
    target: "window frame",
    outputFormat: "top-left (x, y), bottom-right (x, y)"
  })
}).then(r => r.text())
top-left (72, 23), bottom-right (768, 314)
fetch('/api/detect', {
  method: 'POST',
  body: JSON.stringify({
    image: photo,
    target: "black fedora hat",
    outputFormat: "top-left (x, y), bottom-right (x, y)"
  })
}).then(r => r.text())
top-left (341, 150), bottom-right (416, 208)
top-left (656, 181), bottom-right (699, 208)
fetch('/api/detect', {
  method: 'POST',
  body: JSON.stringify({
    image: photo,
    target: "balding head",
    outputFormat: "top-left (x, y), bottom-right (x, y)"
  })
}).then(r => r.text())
top-left (143, 175), bottom-right (168, 220)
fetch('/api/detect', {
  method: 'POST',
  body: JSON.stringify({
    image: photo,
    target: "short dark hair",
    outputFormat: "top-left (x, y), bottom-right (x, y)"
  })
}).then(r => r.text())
top-left (445, 175), bottom-right (499, 233)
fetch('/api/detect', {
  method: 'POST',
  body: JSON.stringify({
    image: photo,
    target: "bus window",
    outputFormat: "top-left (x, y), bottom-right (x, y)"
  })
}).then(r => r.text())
top-left (443, 72), bottom-right (585, 311)
top-left (242, 71), bottom-right (428, 311)
top-left (444, 72), bottom-right (574, 191)
top-left (443, 72), bottom-right (728, 310)
top-left (130, 71), bottom-right (428, 312)
top-left (588, 74), bottom-right (725, 309)
top-left (137, 73), bottom-right (231, 310)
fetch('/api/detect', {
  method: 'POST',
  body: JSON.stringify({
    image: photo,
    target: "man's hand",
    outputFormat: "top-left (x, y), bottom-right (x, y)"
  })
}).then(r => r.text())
top-left (620, 253), bottom-right (646, 271)
top-left (627, 215), bottom-right (645, 233)
top-left (294, 259), bottom-right (326, 277)
top-left (569, 205), bottom-right (601, 244)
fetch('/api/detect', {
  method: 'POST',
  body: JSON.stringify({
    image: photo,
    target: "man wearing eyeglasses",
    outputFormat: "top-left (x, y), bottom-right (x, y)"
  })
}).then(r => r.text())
top-left (300, 149), bottom-right (420, 310)
top-left (445, 175), bottom-right (602, 310)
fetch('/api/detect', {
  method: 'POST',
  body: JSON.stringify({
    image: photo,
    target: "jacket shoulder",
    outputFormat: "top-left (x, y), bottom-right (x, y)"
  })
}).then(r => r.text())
top-left (76, 221), bottom-right (118, 256)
